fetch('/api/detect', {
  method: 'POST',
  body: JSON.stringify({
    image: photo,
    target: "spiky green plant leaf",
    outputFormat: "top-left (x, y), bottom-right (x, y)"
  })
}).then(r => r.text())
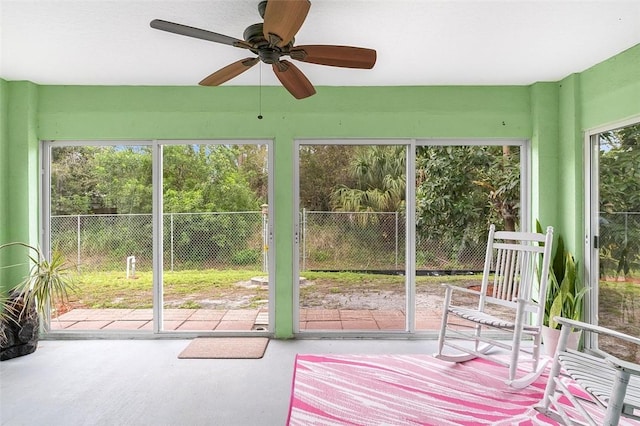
top-left (1, 242), bottom-right (76, 320)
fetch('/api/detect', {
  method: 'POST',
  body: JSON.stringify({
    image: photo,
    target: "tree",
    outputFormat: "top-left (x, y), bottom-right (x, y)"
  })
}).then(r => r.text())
top-left (51, 144), bottom-right (264, 215)
top-left (414, 145), bottom-right (521, 268)
top-left (51, 146), bottom-right (101, 214)
top-left (236, 144), bottom-right (268, 204)
top-left (415, 145), bottom-right (519, 241)
top-left (330, 145), bottom-right (406, 215)
top-left (598, 123), bottom-right (640, 277)
top-left (93, 146), bottom-right (152, 214)
top-left (473, 146), bottom-right (520, 232)
top-left (327, 144), bottom-right (521, 247)
top-left (163, 144), bottom-right (259, 213)
top-left (299, 145), bottom-right (356, 211)
top-left (599, 124), bottom-right (640, 213)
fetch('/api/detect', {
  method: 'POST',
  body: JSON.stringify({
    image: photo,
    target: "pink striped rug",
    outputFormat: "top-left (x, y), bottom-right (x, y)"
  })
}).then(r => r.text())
top-left (287, 353), bottom-right (639, 426)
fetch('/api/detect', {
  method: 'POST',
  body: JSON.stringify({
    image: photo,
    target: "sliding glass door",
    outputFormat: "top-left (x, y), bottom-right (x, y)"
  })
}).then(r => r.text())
top-left (296, 142), bottom-right (408, 332)
top-left (294, 139), bottom-right (526, 335)
top-left (161, 142), bottom-right (270, 332)
top-left (414, 142), bottom-right (524, 331)
top-left (44, 140), bottom-right (272, 335)
top-left (590, 122), bottom-right (640, 361)
top-left (47, 143), bottom-right (154, 331)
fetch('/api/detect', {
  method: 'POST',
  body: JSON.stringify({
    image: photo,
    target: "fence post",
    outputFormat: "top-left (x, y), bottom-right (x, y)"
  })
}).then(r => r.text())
top-left (170, 213), bottom-right (174, 272)
top-left (625, 212), bottom-right (629, 245)
top-left (77, 215), bottom-right (81, 269)
top-left (395, 211), bottom-right (399, 270)
top-left (302, 208), bottom-right (306, 272)
top-left (262, 204), bottom-right (268, 273)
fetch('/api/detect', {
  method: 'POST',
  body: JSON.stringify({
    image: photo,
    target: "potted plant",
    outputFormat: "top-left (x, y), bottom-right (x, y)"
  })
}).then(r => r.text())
top-left (0, 242), bottom-right (75, 361)
top-left (537, 229), bottom-right (590, 356)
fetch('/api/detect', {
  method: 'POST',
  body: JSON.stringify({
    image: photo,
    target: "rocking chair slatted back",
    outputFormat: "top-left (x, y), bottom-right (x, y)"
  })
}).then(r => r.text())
top-left (492, 245), bottom-right (524, 301)
top-left (478, 228), bottom-right (550, 318)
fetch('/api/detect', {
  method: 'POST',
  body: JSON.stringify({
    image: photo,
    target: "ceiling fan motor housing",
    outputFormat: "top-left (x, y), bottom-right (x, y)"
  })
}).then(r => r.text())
top-left (243, 22), bottom-right (293, 64)
top-left (243, 23), bottom-right (267, 46)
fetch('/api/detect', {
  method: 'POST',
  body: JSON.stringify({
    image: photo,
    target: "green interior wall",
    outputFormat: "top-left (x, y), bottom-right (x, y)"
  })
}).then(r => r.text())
top-left (529, 82), bottom-right (560, 231)
top-left (1, 42), bottom-right (639, 336)
top-left (556, 74), bottom-right (583, 257)
top-left (36, 85), bottom-right (532, 139)
top-left (0, 79), bottom-right (8, 290)
top-left (580, 44), bottom-right (640, 129)
top-left (1, 81), bottom-right (40, 290)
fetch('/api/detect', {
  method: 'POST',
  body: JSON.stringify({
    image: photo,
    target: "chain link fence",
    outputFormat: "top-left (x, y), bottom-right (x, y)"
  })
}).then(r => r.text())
top-left (52, 210), bottom-right (493, 273)
top-left (300, 211), bottom-right (405, 271)
top-left (299, 210), bottom-right (487, 272)
top-left (51, 212), bottom-right (266, 272)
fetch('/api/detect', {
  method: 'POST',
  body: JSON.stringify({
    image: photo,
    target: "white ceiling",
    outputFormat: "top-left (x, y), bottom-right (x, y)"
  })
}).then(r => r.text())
top-left (2, 0), bottom-right (640, 88)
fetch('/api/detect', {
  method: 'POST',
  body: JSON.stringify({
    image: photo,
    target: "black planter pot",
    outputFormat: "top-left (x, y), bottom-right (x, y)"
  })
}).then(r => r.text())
top-left (0, 292), bottom-right (39, 361)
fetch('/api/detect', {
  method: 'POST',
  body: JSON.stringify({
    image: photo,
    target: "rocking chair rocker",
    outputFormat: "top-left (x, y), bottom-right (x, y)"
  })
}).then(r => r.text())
top-left (434, 224), bottom-right (554, 389)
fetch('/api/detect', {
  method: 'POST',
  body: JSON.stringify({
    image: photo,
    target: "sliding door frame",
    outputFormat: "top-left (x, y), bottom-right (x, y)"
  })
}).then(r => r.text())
top-left (41, 138), bottom-right (274, 338)
top-left (293, 139), bottom-right (410, 337)
top-left (293, 138), bottom-right (529, 337)
top-left (584, 116), bottom-right (640, 350)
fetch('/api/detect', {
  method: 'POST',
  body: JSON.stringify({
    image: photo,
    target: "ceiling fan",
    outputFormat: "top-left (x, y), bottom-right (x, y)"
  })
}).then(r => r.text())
top-left (150, 0), bottom-right (377, 99)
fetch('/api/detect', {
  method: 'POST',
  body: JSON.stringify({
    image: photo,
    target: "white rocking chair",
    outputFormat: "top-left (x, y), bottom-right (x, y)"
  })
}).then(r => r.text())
top-left (537, 317), bottom-right (640, 426)
top-left (434, 224), bottom-right (554, 389)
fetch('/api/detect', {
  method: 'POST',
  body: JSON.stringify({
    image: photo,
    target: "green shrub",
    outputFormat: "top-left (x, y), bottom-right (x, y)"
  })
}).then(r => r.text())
top-left (311, 250), bottom-right (331, 262)
top-left (232, 249), bottom-right (260, 265)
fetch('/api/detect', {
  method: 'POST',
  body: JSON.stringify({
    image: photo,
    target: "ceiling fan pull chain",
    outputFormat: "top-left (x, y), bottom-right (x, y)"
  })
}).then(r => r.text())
top-left (258, 63), bottom-right (263, 120)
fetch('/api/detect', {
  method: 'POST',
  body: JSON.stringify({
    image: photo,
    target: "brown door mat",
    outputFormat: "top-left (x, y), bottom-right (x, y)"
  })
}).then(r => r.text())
top-left (178, 337), bottom-right (269, 359)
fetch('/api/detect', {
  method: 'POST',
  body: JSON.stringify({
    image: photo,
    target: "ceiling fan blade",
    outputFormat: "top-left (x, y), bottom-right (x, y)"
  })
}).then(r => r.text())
top-left (150, 19), bottom-right (252, 49)
top-left (263, 0), bottom-right (311, 48)
top-left (290, 45), bottom-right (377, 69)
top-left (272, 60), bottom-right (316, 99)
top-left (199, 58), bottom-right (259, 86)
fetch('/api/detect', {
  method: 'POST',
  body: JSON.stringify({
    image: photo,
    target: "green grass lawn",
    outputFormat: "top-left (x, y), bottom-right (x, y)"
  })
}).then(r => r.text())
top-left (68, 269), bottom-right (264, 309)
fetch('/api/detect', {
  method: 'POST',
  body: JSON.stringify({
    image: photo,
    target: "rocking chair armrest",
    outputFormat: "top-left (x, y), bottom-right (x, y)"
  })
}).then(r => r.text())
top-left (441, 284), bottom-right (483, 297)
top-left (605, 355), bottom-right (640, 376)
top-left (555, 317), bottom-right (640, 346)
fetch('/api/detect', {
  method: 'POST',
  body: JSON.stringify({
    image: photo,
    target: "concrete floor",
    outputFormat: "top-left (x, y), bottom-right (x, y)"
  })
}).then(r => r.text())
top-left (0, 338), bottom-right (437, 426)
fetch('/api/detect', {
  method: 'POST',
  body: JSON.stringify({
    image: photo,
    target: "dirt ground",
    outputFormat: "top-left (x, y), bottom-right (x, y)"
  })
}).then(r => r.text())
top-left (298, 279), bottom-right (482, 311)
top-left (217, 276), bottom-right (511, 313)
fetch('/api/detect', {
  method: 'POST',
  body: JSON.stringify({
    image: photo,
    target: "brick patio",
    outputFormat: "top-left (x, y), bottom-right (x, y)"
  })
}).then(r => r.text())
top-left (50, 308), bottom-right (444, 332)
